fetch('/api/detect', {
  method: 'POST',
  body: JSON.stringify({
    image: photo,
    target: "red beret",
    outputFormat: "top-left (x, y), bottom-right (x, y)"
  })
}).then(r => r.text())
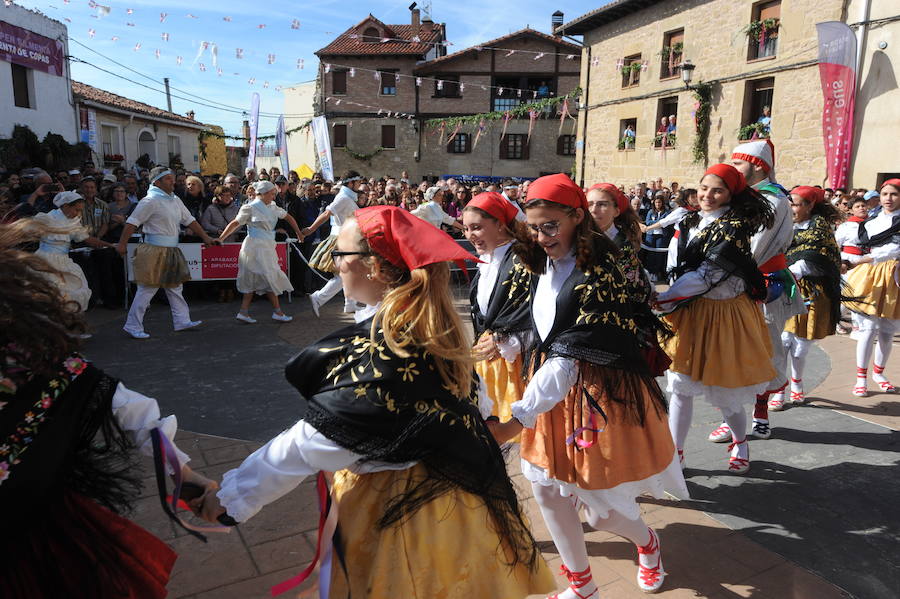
top-left (468, 192), bottom-right (519, 225)
top-left (704, 163), bottom-right (747, 194)
top-left (792, 186), bottom-right (825, 205)
top-left (355, 205), bottom-right (477, 272)
top-left (588, 183), bottom-right (629, 214)
top-left (525, 173), bottom-right (588, 211)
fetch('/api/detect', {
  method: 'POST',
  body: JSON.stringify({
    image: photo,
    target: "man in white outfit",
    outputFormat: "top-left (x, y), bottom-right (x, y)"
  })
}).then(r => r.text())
top-left (707, 140), bottom-right (806, 442)
top-left (116, 167), bottom-right (220, 339)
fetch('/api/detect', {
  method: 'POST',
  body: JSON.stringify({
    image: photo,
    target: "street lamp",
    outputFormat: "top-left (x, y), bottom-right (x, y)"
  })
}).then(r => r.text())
top-left (680, 60), bottom-right (696, 89)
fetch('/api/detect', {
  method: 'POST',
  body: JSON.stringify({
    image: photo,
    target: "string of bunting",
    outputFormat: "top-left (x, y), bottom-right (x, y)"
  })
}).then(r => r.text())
top-left (198, 119), bottom-right (312, 142)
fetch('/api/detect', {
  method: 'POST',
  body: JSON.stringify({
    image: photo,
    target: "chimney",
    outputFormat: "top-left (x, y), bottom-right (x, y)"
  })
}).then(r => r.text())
top-left (185, 110), bottom-right (196, 120)
top-left (242, 120), bottom-right (250, 151)
top-left (551, 10), bottom-right (564, 36)
top-left (410, 2), bottom-right (420, 26)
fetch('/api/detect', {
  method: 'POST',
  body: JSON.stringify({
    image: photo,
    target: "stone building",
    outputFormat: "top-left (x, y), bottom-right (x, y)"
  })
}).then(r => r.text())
top-left (314, 9), bottom-right (581, 182)
top-left (559, 0), bottom-right (899, 189)
top-left (73, 81), bottom-right (208, 173)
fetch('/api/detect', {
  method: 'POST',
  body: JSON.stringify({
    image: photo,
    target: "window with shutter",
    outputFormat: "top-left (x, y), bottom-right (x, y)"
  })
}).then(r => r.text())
top-left (333, 70), bottom-right (347, 95)
top-left (502, 134), bottom-right (527, 160)
top-left (381, 125), bottom-right (396, 149)
top-left (557, 135), bottom-right (576, 156)
top-left (379, 70), bottom-right (398, 96)
top-left (448, 133), bottom-right (470, 154)
top-left (333, 124), bottom-right (347, 147)
top-left (748, 1), bottom-right (781, 60)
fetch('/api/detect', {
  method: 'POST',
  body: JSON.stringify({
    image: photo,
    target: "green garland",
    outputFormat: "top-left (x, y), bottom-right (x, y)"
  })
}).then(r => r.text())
top-left (744, 18), bottom-right (780, 43)
top-left (738, 122), bottom-right (770, 141)
top-left (691, 81), bottom-right (713, 165)
top-left (425, 88), bottom-right (581, 129)
top-left (198, 119), bottom-right (312, 143)
top-left (343, 145), bottom-right (385, 162)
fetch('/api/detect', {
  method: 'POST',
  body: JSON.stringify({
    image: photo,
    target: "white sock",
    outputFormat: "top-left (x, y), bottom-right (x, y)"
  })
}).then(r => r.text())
top-left (667, 393), bottom-right (693, 450)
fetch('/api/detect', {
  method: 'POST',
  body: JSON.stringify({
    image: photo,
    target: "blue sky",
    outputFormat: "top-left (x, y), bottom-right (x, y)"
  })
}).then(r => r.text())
top-left (13, 0), bottom-right (603, 136)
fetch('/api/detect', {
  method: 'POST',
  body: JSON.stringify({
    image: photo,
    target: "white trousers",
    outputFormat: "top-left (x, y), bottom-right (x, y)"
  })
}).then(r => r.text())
top-left (124, 284), bottom-right (192, 334)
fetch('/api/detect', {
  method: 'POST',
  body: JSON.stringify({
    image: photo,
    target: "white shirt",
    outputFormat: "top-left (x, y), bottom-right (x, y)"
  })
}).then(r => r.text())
top-left (112, 382), bottom-right (190, 467)
top-left (326, 186), bottom-right (358, 233)
top-left (36, 208), bottom-right (89, 246)
top-left (658, 207), bottom-right (745, 307)
top-left (509, 252), bottom-right (579, 428)
top-left (411, 201), bottom-right (457, 229)
top-left (654, 206), bottom-right (688, 229)
top-left (603, 223), bottom-right (619, 241)
top-left (863, 209), bottom-right (900, 263)
top-left (750, 180), bottom-right (792, 267)
top-left (835, 219), bottom-right (866, 264)
top-left (235, 199), bottom-right (287, 232)
top-left (475, 242), bottom-right (512, 315)
top-left (126, 186), bottom-right (195, 236)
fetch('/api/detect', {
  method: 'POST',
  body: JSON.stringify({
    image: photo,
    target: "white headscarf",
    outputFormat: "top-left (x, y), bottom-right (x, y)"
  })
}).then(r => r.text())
top-left (253, 180), bottom-right (276, 195)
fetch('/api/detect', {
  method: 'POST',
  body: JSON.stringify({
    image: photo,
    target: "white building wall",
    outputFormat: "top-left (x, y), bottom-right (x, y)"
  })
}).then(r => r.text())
top-left (0, 4), bottom-right (77, 141)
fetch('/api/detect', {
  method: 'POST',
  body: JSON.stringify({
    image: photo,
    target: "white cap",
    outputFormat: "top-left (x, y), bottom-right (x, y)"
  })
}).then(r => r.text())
top-left (53, 191), bottom-right (84, 207)
top-left (253, 180), bottom-right (276, 194)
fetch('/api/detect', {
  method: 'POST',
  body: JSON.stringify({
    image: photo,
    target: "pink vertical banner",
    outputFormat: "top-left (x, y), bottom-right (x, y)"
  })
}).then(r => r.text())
top-left (816, 22), bottom-right (857, 189)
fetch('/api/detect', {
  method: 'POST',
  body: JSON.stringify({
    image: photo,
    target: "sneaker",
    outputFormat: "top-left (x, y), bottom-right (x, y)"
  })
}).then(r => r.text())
top-left (235, 312), bottom-right (257, 324)
top-left (272, 312), bottom-right (293, 322)
top-left (750, 418), bottom-right (772, 439)
top-left (124, 328), bottom-right (150, 339)
top-left (708, 423), bottom-right (732, 443)
top-left (309, 294), bottom-right (321, 317)
top-left (174, 320), bottom-right (202, 332)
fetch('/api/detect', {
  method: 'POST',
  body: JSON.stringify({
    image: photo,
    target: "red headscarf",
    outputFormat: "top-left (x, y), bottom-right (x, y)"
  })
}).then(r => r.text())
top-left (467, 192), bottom-right (519, 225)
top-left (881, 179), bottom-right (900, 192)
top-left (355, 205), bottom-right (477, 271)
top-left (703, 163), bottom-right (747, 194)
top-left (791, 186), bottom-right (825, 205)
top-left (587, 183), bottom-right (629, 213)
top-left (525, 173), bottom-right (588, 211)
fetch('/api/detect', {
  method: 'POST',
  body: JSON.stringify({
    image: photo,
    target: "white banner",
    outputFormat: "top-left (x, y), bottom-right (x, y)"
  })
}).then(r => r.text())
top-left (310, 115), bottom-right (334, 182)
top-left (247, 92), bottom-right (260, 170)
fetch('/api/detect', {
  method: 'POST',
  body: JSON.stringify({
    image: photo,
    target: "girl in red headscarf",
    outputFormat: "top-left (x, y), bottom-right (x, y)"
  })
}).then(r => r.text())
top-left (766, 187), bottom-right (843, 413)
top-left (201, 206), bottom-right (554, 598)
top-left (656, 164), bottom-right (775, 475)
top-left (463, 192), bottom-right (535, 424)
top-left (490, 174), bottom-right (688, 596)
top-left (844, 179), bottom-right (900, 397)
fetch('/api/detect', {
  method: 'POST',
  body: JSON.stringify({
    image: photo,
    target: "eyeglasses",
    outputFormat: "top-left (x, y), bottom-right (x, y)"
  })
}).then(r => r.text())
top-left (526, 221), bottom-right (561, 237)
top-left (330, 250), bottom-right (371, 265)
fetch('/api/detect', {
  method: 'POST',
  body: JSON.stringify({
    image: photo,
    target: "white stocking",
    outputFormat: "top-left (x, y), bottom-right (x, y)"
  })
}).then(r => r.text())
top-left (584, 509), bottom-right (655, 567)
top-left (667, 393), bottom-right (693, 450)
top-left (789, 336), bottom-right (813, 391)
top-left (874, 318), bottom-right (897, 381)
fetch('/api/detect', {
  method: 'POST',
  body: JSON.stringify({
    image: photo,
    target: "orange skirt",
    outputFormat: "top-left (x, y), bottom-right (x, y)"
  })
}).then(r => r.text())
top-left (785, 280), bottom-right (835, 340)
top-left (519, 363), bottom-right (676, 492)
top-left (328, 465), bottom-right (555, 598)
top-left (475, 354), bottom-right (524, 425)
top-left (846, 259), bottom-right (900, 320)
top-left (663, 295), bottom-right (775, 388)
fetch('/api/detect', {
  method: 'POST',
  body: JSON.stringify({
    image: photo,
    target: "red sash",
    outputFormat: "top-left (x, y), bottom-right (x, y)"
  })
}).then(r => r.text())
top-left (758, 253), bottom-right (787, 274)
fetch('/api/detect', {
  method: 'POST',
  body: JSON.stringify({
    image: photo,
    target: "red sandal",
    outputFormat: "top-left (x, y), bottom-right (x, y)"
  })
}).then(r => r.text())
top-left (873, 364), bottom-right (897, 393)
top-left (853, 367), bottom-right (869, 397)
top-left (548, 565), bottom-right (597, 599)
top-left (636, 527), bottom-right (666, 592)
top-left (727, 439), bottom-right (750, 474)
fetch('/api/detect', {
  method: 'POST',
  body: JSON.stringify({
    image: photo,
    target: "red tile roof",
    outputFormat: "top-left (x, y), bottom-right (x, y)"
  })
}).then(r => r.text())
top-left (72, 81), bottom-right (203, 127)
top-left (414, 28), bottom-right (581, 71)
top-left (316, 15), bottom-right (443, 57)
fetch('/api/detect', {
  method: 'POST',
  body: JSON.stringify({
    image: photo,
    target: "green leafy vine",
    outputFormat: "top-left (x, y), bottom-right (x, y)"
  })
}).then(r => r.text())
top-left (691, 81), bottom-right (713, 165)
top-left (424, 88), bottom-right (581, 129)
top-left (343, 146), bottom-right (385, 162)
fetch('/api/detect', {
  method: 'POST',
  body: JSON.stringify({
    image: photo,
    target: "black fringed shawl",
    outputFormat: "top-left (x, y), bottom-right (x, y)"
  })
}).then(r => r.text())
top-left (284, 318), bottom-right (540, 569)
top-left (787, 215), bottom-right (843, 326)
top-left (469, 245), bottom-right (534, 339)
top-left (670, 211), bottom-right (767, 306)
top-left (526, 251), bottom-right (667, 426)
top-left (857, 212), bottom-right (900, 249)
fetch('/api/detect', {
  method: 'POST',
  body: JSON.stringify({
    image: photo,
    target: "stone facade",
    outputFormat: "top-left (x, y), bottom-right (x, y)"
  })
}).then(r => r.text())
top-left (316, 17), bottom-right (580, 182)
top-left (568, 0), bottom-right (854, 189)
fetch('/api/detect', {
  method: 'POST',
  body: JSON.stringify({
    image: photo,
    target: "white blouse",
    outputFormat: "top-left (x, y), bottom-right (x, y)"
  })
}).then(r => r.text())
top-left (235, 199), bottom-right (287, 232)
top-left (862, 210), bottom-right (900, 263)
top-left (475, 242), bottom-right (513, 315)
top-left (326, 187), bottom-right (359, 233)
top-left (510, 253), bottom-right (579, 429)
top-left (112, 382), bottom-right (190, 467)
top-left (657, 207), bottom-right (745, 307)
top-left (35, 209), bottom-right (89, 248)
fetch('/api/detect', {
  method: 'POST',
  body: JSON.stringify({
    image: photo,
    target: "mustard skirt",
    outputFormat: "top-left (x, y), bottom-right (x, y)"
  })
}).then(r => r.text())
top-left (329, 464), bottom-right (555, 599)
top-left (475, 354), bottom-right (525, 425)
top-left (131, 244), bottom-right (190, 288)
top-left (785, 280), bottom-right (835, 340)
top-left (846, 259), bottom-right (900, 320)
top-left (520, 363), bottom-right (677, 492)
top-left (308, 234), bottom-right (337, 273)
top-left (663, 295), bottom-right (775, 388)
